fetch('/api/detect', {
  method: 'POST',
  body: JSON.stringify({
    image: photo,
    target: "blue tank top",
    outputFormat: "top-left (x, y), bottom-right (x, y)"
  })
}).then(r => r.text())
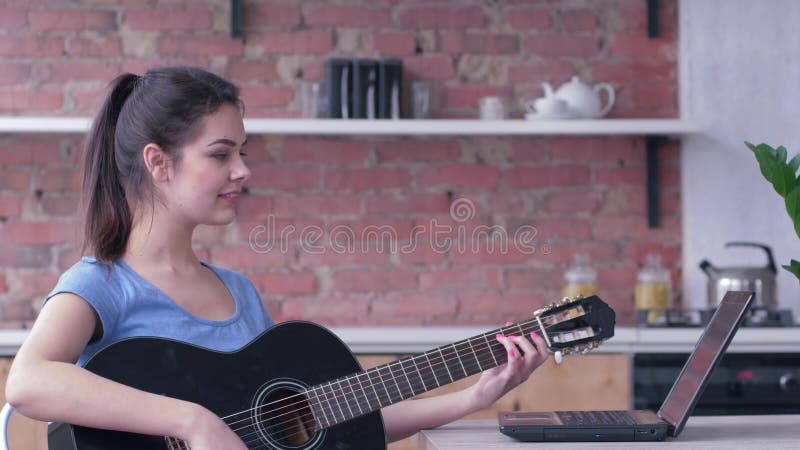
top-left (46, 257), bottom-right (274, 366)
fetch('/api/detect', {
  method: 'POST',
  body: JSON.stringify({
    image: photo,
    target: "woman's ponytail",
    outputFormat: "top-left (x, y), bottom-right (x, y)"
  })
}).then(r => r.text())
top-left (81, 73), bottom-right (139, 264)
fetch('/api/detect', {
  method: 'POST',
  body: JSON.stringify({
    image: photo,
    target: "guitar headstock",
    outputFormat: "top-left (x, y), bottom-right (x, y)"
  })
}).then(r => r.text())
top-left (534, 295), bottom-right (615, 362)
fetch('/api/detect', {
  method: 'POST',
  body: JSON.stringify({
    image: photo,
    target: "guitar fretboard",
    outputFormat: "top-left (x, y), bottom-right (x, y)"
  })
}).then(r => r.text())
top-left (305, 320), bottom-right (537, 429)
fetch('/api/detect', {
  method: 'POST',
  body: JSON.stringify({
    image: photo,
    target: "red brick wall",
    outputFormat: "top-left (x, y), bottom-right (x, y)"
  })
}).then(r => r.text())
top-left (0, 0), bottom-right (680, 326)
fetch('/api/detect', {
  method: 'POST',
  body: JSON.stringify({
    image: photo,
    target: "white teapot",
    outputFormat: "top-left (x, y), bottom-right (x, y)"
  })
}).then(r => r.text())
top-left (545, 76), bottom-right (615, 119)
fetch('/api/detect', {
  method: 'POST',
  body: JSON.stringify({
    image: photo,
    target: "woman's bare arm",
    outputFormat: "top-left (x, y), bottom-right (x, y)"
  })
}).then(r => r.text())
top-left (6, 293), bottom-right (245, 449)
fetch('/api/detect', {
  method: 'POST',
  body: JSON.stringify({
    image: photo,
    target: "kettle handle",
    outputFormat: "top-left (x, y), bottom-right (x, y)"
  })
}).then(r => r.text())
top-left (725, 241), bottom-right (777, 273)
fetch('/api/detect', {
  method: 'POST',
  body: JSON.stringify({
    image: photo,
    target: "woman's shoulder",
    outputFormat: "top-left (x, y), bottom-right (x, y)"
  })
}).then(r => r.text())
top-left (55, 256), bottom-right (133, 293)
top-left (59, 256), bottom-right (115, 281)
top-left (47, 257), bottom-right (127, 314)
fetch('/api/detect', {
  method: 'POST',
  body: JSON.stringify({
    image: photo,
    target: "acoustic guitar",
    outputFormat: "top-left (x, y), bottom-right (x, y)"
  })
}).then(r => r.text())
top-left (48, 295), bottom-right (615, 450)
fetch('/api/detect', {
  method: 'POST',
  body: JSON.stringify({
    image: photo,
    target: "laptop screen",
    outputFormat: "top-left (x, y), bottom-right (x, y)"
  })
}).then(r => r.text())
top-left (657, 291), bottom-right (753, 437)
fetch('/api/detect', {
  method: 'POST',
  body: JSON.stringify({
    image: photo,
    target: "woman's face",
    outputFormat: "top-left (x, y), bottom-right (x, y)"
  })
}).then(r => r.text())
top-left (163, 103), bottom-right (250, 227)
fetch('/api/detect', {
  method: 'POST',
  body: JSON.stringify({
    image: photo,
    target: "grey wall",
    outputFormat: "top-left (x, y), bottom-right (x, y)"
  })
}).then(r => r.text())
top-left (681, 0), bottom-right (800, 316)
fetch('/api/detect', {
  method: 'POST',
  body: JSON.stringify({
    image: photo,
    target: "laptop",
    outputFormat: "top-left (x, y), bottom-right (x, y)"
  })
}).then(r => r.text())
top-left (498, 290), bottom-right (754, 442)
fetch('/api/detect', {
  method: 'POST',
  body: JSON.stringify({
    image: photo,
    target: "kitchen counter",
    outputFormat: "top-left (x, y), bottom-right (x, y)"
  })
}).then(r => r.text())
top-left (332, 326), bottom-right (800, 354)
top-left (1, 326), bottom-right (798, 356)
top-left (417, 415), bottom-right (800, 449)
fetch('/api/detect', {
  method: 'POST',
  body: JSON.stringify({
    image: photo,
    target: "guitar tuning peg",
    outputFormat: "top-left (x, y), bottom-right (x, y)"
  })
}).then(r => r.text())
top-left (561, 297), bottom-right (571, 304)
top-left (554, 351), bottom-right (563, 365)
top-left (591, 341), bottom-right (601, 348)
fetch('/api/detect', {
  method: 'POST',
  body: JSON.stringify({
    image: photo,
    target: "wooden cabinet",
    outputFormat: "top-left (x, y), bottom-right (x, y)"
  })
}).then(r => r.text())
top-left (0, 354), bottom-right (628, 450)
top-left (357, 353), bottom-right (630, 450)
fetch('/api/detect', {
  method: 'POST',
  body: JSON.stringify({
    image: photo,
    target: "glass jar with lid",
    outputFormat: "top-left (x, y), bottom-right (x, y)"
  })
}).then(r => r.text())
top-left (562, 254), bottom-right (598, 299)
top-left (635, 253), bottom-right (672, 324)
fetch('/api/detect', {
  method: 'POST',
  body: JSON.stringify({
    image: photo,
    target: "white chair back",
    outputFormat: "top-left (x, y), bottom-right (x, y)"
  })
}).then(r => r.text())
top-left (0, 403), bottom-right (13, 450)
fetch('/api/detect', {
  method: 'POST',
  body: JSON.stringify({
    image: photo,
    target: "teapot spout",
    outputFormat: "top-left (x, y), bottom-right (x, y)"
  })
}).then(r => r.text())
top-left (541, 82), bottom-right (554, 98)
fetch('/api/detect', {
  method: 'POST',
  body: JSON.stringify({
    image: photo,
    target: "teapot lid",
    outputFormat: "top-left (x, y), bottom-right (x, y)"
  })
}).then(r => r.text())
top-left (565, 75), bottom-right (589, 87)
top-left (557, 76), bottom-right (592, 95)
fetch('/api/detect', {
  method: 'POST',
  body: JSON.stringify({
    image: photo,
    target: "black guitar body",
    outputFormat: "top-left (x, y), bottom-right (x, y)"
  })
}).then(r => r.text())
top-left (50, 321), bottom-right (386, 450)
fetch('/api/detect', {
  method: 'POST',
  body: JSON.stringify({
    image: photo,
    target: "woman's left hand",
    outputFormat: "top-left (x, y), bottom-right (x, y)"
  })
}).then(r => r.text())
top-left (467, 323), bottom-right (549, 410)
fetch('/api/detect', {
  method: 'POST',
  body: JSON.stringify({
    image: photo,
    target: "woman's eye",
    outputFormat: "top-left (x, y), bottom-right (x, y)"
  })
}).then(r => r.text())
top-left (239, 151), bottom-right (248, 157)
top-left (213, 153), bottom-right (228, 160)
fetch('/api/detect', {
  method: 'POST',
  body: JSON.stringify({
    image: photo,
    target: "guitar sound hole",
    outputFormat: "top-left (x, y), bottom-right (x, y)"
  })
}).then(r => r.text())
top-left (254, 381), bottom-right (321, 449)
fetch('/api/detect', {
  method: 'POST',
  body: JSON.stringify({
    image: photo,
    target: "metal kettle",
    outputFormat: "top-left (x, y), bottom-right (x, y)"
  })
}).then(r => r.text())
top-left (699, 242), bottom-right (777, 307)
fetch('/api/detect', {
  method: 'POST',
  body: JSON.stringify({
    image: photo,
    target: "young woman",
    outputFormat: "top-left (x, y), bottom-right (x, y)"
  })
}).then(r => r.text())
top-left (6, 66), bottom-right (548, 449)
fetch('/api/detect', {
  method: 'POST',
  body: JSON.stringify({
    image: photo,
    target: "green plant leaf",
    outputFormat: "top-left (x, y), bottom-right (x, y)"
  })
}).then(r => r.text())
top-left (787, 185), bottom-right (800, 239)
top-left (789, 153), bottom-right (800, 175)
top-left (748, 142), bottom-right (800, 284)
top-left (753, 145), bottom-right (777, 181)
top-left (781, 259), bottom-right (800, 284)
top-left (777, 146), bottom-right (788, 163)
top-left (776, 164), bottom-right (797, 197)
top-left (747, 142), bottom-right (777, 156)
top-left (753, 145), bottom-right (796, 196)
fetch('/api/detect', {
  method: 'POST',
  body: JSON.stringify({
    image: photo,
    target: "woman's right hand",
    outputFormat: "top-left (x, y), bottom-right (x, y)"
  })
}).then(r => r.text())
top-left (182, 405), bottom-right (248, 450)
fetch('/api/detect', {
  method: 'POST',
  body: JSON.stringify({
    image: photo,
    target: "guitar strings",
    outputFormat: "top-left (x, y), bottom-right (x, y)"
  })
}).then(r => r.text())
top-left (232, 320), bottom-right (554, 448)
top-left (241, 321), bottom-right (550, 450)
top-left (232, 320), bottom-right (545, 447)
top-left (223, 319), bottom-right (542, 430)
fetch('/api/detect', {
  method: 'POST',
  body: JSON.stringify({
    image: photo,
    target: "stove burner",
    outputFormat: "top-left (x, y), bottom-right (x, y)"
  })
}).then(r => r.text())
top-left (636, 307), bottom-right (795, 327)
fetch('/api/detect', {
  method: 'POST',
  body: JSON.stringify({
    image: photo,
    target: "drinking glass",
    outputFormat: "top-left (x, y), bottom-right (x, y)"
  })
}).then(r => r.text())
top-left (411, 81), bottom-right (431, 119)
top-left (298, 80), bottom-right (325, 118)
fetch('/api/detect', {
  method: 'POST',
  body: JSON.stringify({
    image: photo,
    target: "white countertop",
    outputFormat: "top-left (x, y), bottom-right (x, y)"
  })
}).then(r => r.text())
top-left (331, 326), bottom-right (800, 354)
top-left (0, 326), bottom-right (798, 356)
top-left (417, 415), bottom-right (800, 449)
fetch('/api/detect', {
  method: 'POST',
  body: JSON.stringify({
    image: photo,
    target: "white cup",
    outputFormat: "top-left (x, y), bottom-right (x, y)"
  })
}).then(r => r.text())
top-left (479, 96), bottom-right (507, 120)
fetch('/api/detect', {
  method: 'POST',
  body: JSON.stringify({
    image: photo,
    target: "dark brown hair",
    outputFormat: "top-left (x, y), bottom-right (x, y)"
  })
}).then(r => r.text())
top-left (81, 66), bottom-right (241, 264)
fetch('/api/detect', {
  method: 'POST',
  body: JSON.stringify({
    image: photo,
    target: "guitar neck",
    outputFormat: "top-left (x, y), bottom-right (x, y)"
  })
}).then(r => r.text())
top-left (306, 320), bottom-right (538, 429)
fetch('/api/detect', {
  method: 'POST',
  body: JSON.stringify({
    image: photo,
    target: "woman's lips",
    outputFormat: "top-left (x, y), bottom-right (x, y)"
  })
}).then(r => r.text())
top-left (218, 191), bottom-right (240, 202)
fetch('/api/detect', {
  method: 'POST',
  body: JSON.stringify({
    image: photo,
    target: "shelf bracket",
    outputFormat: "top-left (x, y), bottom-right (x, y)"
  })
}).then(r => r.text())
top-left (645, 135), bottom-right (667, 228)
top-left (231, 0), bottom-right (243, 39)
top-left (647, 0), bottom-right (660, 38)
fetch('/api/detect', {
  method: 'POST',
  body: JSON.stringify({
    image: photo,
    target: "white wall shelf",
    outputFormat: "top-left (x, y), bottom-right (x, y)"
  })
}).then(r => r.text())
top-left (0, 116), bottom-right (702, 229)
top-left (0, 117), bottom-right (701, 136)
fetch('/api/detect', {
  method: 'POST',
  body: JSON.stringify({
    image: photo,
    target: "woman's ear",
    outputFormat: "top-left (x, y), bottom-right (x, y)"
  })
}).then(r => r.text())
top-left (142, 143), bottom-right (170, 182)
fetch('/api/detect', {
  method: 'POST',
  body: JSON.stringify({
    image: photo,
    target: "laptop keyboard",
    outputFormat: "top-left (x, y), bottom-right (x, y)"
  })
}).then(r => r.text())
top-left (557, 410), bottom-right (636, 426)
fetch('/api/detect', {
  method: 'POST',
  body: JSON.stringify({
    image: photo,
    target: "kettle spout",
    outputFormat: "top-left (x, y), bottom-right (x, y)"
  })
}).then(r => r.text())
top-left (699, 260), bottom-right (717, 276)
top-left (542, 82), bottom-right (554, 98)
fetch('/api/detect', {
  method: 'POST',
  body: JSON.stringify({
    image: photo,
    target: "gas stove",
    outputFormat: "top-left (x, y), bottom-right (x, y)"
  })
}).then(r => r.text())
top-left (634, 304), bottom-right (799, 416)
top-left (636, 306), bottom-right (795, 327)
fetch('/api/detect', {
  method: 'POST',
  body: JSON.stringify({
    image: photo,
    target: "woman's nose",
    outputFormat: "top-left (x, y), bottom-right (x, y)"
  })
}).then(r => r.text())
top-left (232, 154), bottom-right (251, 182)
